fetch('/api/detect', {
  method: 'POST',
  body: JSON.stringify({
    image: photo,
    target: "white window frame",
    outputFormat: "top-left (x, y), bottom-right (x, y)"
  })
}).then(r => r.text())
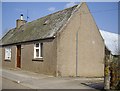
top-left (34, 43), bottom-right (43, 58)
top-left (5, 47), bottom-right (11, 60)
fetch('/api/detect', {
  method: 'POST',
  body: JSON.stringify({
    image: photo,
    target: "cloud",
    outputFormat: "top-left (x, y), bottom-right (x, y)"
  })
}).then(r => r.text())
top-left (15, 8), bottom-right (25, 13)
top-left (48, 7), bottom-right (56, 12)
top-left (65, 2), bottom-right (77, 8)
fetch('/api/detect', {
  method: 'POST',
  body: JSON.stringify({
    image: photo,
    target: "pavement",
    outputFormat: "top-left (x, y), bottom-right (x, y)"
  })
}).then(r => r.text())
top-left (0, 68), bottom-right (104, 89)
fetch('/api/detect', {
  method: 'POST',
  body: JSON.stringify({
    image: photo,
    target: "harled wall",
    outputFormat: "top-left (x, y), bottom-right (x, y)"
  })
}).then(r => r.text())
top-left (21, 39), bottom-right (57, 76)
top-left (56, 3), bottom-right (105, 77)
top-left (2, 46), bottom-right (16, 69)
top-left (2, 38), bottom-right (57, 76)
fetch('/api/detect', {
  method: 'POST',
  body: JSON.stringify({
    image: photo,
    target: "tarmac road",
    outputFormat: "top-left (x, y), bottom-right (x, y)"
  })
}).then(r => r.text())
top-left (1, 76), bottom-right (30, 89)
top-left (1, 68), bottom-right (104, 90)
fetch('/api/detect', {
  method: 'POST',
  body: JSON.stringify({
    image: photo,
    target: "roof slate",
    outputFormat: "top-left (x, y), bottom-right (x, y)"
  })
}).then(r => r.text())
top-left (1, 5), bottom-right (78, 45)
top-left (100, 30), bottom-right (120, 55)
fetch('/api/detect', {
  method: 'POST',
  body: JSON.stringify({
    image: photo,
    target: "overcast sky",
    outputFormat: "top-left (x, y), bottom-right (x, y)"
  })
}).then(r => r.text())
top-left (2, 2), bottom-right (118, 38)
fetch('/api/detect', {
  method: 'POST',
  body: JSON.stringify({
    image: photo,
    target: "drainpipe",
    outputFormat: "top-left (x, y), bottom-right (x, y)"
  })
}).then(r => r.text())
top-left (76, 30), bottom-right (78, 77)
top-left (76, 12), bottom-right (81, 77)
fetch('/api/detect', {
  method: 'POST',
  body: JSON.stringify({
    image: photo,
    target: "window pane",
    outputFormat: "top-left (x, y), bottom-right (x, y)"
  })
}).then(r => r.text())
top-left (40, 43), bottom-right (43, 57)
top-left (34, 43), bottom-right (43, 58)
top-left (36, 43), bottom-right (39, 47)
top-left (5, 47), bottom-right (11, 60)
top-left (36, 49), bottom-right (39, 57)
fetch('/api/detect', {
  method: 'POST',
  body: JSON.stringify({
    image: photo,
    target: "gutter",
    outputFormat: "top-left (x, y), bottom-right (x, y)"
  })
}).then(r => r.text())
top-left (0, 36), bottom-right (55, 47)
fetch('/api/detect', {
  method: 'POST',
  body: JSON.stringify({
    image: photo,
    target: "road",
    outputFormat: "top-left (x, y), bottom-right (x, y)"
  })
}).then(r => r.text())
top-left (0, 68), bottom-right (104, 90)
top-left (1, 76), bottom-right (30, 89)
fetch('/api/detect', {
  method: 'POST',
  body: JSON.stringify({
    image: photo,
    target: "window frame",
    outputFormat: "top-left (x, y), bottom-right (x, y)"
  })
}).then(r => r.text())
top-left (5, 47), bottom-right (12, 60)
top-left (34, 43), bottom-right (43, 58)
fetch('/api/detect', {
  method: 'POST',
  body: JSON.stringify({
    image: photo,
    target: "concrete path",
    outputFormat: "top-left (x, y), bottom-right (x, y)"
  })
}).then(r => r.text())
top-left (0, 68), bottom-right (104, 89)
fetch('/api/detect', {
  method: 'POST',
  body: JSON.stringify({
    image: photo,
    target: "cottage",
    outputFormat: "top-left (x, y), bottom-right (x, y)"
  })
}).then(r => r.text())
top-left (1, 3), bottom-right (105, 77)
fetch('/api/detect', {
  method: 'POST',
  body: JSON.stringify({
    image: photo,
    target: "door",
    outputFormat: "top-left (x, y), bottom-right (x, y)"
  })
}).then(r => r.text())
top-left (17, 45), bottom-right (21, 68)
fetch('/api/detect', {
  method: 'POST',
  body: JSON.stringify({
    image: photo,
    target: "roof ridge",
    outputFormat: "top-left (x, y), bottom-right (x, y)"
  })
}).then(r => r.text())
top-left (56, 2), bottom-right (83, 34)
top-left (26, 4), bottom-right (79, 25)
top-left (1, 28), bottom-right (16, 40)
top-left (2, 3), bottom-right (79, 45)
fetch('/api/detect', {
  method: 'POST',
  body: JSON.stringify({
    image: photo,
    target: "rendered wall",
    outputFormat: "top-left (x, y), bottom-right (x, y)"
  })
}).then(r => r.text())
top-left (57, 3), bottom-right (105, 77)
top-left (2, 39), bottom-right (57, 76)
top-left (21, 39), bottom-right (57, 76)
top-left (2, 46), bottom-right (16, 69)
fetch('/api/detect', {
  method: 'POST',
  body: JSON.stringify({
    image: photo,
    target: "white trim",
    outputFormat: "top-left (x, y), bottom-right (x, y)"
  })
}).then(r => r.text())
top-left (34, 43), bottom-right (43, 58)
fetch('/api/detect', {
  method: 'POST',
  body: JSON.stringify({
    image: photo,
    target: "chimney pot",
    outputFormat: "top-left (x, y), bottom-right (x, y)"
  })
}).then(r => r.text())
top-left (20, 14), bottom-right (24, 20)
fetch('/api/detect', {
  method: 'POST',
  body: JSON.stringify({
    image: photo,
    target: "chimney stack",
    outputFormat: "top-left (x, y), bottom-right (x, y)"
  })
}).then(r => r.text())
top-left (16, 14), bottom-right (26, 28)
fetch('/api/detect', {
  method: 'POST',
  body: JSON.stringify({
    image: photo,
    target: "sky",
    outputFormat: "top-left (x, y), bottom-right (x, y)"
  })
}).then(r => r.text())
top-left (2, 2), bottom-right (118, 38)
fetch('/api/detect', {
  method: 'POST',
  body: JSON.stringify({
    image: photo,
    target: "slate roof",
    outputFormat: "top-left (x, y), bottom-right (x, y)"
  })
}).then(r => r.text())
top-left (100, 30), bottom-right (120, 55)
top-left (1, 5), bottom-right (78, 45)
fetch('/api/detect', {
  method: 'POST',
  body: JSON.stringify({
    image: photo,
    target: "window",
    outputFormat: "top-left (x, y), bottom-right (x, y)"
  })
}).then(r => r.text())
top-left (5, 47), bottom-right (11, 60)
top-left (34, 43), bottom-right (43, 58)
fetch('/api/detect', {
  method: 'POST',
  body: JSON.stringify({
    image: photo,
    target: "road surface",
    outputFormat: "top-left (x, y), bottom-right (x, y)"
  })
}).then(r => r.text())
top-left (1, 76), bottom-right (30, 89)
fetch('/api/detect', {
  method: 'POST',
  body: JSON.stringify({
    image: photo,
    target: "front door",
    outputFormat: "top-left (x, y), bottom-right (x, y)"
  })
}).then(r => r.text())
top-left (17, 45), bottom-right (21, 68)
